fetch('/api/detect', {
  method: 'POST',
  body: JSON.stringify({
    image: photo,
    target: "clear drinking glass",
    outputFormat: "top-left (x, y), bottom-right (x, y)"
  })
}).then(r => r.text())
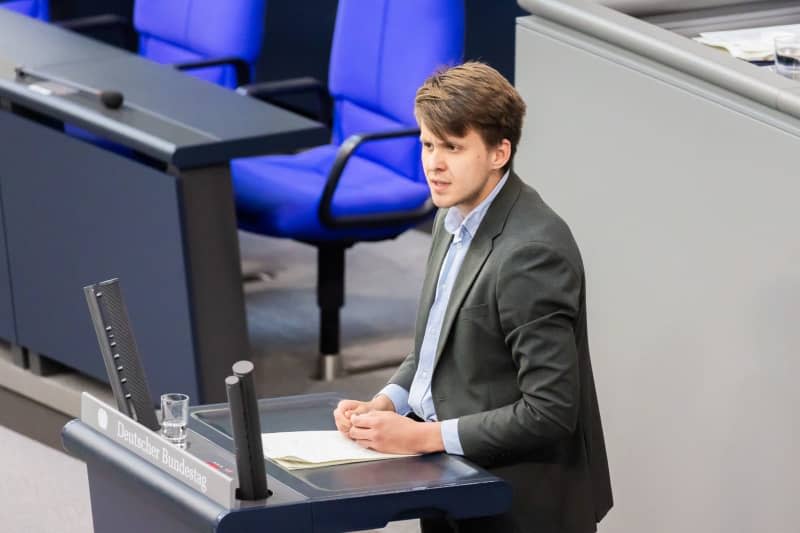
top-left (160, 393), bottom-right (189, 447)
top-left (774, 34), bottom-right (800, 81)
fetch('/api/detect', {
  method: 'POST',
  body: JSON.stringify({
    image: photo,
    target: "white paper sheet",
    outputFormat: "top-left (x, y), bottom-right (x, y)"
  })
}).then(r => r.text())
top-left (694, 24), bottom-right (800, 61)
top-left (261, 430), bottom-right (418, 470)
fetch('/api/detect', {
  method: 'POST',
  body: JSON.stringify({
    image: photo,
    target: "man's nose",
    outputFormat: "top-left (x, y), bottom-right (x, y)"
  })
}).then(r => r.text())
top-left (427, 149), bottom-right (446, 172)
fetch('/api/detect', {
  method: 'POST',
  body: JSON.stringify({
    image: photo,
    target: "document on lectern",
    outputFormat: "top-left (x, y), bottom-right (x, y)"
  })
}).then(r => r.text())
top-left (694, 24), bottom-right (800, 61)
top-left (261, 431), bottom-right (419, 469)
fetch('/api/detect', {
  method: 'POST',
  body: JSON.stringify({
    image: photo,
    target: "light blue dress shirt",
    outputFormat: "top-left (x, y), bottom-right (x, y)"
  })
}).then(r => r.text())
top-left (380, 172), bottom-right (509, 455)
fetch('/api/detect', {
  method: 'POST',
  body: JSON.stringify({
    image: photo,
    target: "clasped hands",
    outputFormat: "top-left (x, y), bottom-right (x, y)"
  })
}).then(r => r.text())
top-left (332, 394), bottom-right (444, 455)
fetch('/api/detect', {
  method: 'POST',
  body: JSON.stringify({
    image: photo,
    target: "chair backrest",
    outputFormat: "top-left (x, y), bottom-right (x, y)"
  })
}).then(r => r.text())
top-left (328, 0), bottom-right (464, 184)
top-left (134, 0), bottom-right (266, 89)
top-left (0, 0), bottom-right (48, 20)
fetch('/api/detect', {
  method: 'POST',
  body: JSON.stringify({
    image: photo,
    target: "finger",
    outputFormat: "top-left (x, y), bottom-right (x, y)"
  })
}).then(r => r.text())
top-left (348, 426), bottom-right (374, 441)
top-left (333, 409), bottom-right (354, 431)
top-left (336, 399), bottom-right (361, 413)
top-left (353, 439), bottom-right (372, 449)
top-left (351, 404), bottom-right (372, 415)
top-left (350, 412), bottom-right (377, 428)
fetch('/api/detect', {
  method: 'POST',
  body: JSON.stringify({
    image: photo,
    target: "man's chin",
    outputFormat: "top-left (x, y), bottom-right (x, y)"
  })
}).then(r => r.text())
top-left (430, 195), bottom-right (454, 209)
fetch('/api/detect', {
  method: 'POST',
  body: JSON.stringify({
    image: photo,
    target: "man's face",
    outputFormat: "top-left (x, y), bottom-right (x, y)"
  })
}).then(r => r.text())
top-left (419, 120), bottom-right (508, 216)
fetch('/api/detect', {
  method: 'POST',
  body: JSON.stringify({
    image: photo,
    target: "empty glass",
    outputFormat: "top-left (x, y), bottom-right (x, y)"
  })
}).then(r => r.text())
top-left (774, 34), bottom-right (800, 81)
top-left (160, 393), bottom-right (189, 447)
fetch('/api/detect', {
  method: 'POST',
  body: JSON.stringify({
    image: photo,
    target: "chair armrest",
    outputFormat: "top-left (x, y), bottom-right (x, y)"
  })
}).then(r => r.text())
top-left (55, 14), bottom-right (137, 51)
top-left (319, 128), bottom-right (435, 229)
top-left (236, 77), bottom-right (331, 127)
top-left (172, 56), bottom-right (252, 86)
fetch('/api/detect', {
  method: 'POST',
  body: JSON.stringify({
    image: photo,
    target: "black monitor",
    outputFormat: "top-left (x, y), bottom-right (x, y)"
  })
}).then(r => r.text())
top-left (84, 278), bottom-right (160, 431)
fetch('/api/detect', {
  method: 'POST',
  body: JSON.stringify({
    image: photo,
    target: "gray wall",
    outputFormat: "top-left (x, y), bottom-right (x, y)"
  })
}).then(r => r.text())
top-left (515, 15), bottom-right (800, 533)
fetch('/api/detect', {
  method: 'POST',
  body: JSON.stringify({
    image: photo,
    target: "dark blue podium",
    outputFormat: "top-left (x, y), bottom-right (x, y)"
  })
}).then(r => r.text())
top-left (62, 393), bottom-right (511, 533)
top-left (0, 9), bottom-right (328, 402)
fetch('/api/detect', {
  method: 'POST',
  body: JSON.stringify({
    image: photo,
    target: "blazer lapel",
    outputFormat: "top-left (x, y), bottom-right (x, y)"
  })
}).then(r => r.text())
top-left (414, 214), bottom-right (453, 359)
top-left (433, 173), bottom-right (522, 368)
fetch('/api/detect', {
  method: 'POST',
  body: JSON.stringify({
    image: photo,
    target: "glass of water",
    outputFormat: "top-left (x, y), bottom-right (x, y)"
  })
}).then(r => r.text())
top-left (774, 34), bottom-right (800, 81)
top-left (160, 393), bottom-right (189, 447)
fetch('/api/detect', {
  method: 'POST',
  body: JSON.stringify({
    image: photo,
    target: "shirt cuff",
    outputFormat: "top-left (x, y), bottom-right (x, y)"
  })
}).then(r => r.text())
top-left (440, 418), bottom-right (464, 455)
top-left (377, 384), bottom-right (410, 415)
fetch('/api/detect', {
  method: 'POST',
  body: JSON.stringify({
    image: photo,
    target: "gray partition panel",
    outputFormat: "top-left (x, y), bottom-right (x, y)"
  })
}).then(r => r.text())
top-left (0, 111), bottom-right (200, 399)
top-left (596, 0), bottom-right (761, 16)
top-left (518, 0), bottom-right (800, 119)
top-left (515, 13), bottom-right (800, 533)
top-left (0, 173), bottom-right (15, 342)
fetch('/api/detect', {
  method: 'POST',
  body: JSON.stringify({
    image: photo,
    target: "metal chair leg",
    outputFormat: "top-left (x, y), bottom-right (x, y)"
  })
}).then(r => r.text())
top-left (316, 245), bottom-right (345, 380)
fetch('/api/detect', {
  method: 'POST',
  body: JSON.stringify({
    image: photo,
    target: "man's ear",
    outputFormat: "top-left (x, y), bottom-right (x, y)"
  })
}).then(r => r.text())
top-left (492, 139), bottom-right (512, 171)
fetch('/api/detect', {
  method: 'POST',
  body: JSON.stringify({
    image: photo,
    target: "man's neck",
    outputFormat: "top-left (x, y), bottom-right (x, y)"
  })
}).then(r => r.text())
top-left (455, 170), bottom-right (506, 217)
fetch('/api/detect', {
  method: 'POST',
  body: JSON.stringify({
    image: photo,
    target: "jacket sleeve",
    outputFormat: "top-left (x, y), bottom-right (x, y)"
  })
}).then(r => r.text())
top-left (457, 242), bottom-right (582, 464)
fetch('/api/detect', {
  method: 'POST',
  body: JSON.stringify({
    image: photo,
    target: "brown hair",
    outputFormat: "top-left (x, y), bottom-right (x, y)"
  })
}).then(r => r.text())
top-left (414, 61), bottom-right (526, 171)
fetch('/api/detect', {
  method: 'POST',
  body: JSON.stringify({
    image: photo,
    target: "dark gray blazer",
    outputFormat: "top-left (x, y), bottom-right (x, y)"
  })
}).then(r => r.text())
top-left (389, 173), bottom-right (613, 533)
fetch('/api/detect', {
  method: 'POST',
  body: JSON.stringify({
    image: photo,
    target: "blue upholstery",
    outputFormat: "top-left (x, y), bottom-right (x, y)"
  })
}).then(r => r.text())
top-left (234, 145), bottom-right (432, 242)
top-left (231, 0), bottom-right (464, 242)
top-left (0, 0), bottom-right (48, 20)
top-left (134, 0), bottom-right (266, 88)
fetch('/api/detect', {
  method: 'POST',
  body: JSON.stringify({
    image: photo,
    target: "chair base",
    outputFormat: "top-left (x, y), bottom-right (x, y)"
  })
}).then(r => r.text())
top-left (317, 353), bottom-right (345, 382)
top-left (241, 258), bottom-right (275, 283)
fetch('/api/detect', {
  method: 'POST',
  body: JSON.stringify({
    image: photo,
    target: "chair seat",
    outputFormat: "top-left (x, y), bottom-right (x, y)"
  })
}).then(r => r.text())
top-left (231, 145), bottom-right (431, 242)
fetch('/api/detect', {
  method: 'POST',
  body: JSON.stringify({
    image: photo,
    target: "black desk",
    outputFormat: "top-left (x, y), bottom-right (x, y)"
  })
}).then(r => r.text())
top-left (63, 393), bottom-right (510, 533)
top-left (0, 9), bottom-right (328, 402)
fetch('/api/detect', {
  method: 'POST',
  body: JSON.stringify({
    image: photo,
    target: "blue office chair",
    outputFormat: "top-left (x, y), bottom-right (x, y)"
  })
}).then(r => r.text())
top-left (0, 0), bottom-right (48, 20)
top-left (59, 0), bottom-right (266, 88)
top-left (134, 0), bottom-right (265, 88)
top-left (232, 0), bottom-right (464, 378)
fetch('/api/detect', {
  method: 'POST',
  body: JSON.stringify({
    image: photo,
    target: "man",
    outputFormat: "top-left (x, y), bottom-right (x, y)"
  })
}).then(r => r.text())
top-left (333, 62), bottom-right (613, 533)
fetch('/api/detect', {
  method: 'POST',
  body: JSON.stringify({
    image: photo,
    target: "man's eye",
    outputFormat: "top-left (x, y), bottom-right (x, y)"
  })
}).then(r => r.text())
top-left (422, 142), bottom-right (433, 149)
top-left (447, 144), bottom-right (458, 152)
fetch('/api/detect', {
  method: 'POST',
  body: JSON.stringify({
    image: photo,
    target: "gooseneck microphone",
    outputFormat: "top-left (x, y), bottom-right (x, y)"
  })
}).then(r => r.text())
top-left (225, 360), bottom-right (269, 500)
top-left (15, 65), bottom-right (125, 110)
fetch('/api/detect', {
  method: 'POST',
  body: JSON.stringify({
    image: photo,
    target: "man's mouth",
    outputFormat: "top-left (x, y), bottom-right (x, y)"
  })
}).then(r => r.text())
top-left (429, 179), bottom-right (450, 192)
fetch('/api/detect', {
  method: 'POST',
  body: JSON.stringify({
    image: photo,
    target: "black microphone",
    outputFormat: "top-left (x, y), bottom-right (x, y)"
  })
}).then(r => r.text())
top-left (99, 90), bottom-right (124, 110)
top-left (225, 361), bottom-right (269, 500)
top-left (15, 65), bottom-right (125, 110)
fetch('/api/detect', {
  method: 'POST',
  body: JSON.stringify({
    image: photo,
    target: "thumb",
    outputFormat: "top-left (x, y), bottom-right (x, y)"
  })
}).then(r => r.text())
top-left (351, 403), bottom-right (373, 415)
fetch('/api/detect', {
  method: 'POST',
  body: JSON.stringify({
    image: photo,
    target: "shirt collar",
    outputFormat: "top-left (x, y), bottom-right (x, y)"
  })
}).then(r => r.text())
top-left (444, 171), bottom-right (509, 243)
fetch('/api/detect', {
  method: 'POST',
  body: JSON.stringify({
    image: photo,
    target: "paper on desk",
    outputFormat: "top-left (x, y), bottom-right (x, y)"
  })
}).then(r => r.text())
top-left (694, 24), bottom-right (800, 61)
top-left (261, 430), bottom-right (418, 470)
